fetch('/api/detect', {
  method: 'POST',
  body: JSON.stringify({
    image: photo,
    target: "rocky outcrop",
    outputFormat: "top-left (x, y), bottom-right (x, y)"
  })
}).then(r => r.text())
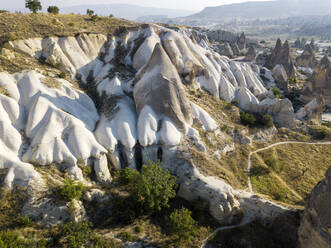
top-left (296, 96), bottom-right (325, 123)
top-left (0, 25), bottom-right (298, 226)
top-left (237, 32), bottom-right (246, 51)
top-left (298, 167), bottom-right (331, 248)
top-left (272, 64), bottom-right (289, 92)
top-left (265, 39), bottom-right (295, 78)
top-left (296, 44), bottom-right (318, 68)
top-left (310, 55), bottom-right (331, 107)
top-left (219, 42), bottom-right (234, 58)
top-left (244, 46), bottom-right (257, 62)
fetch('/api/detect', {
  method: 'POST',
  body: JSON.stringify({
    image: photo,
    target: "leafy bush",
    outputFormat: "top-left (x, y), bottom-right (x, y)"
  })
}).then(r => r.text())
top-left (231, 100), bottom-right (240, 106)
top-left (25, 0), bottom-right (42, 13)
top-left (15, 215), bottom-right (33, 227)
top-left (127, 161), bottom-right (177, 213)
top-left (0, 232), bottom-right (47, 247)
top-left (47, 6), bottom-right (59, 14)
top-left (260, 114), bottom-right (274, 127)
top-left (60, 178), bottom-right (85, 202)
top-left (117, 231), bottom-right (132, 242)
top-left (60, 222), bottom-right (91, 248)
top-left (240, 112), bottom-right (256, 126)
top-left (58, 72), bottom-right (66, 78)
top-left (272, 87), bottom-right (281, 98)
top-left (91, 14), bottom-right (100, 22)
top-left (118, 167), bottom-right (137, 185)
top-left (168, 207), bottom-right (198, 242)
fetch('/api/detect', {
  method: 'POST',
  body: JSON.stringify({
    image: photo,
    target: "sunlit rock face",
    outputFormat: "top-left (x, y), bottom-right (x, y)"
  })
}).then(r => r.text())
top-left (299, 167), bottom-right (331, 248)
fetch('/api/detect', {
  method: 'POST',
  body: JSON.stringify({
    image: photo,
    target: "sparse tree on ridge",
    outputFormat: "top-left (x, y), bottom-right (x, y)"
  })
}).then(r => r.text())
top-left (86, 9), bottom-right (94, 16)
top-left (25, 0), bottom-right (42, 14)
top-left (47, 6), bottom-right (59, 15)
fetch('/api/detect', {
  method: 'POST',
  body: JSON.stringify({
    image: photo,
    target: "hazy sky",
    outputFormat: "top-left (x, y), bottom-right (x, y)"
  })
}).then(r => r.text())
top-left (2, 0), bottom-right (270, 11)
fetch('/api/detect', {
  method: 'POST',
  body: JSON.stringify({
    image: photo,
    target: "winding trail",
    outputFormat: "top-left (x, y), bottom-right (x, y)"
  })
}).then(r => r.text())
top-left (247, 141), bottom-right (331, 193)
top-left (201, 141), bottom-right (331, 248)
top-left (200, 219), bottom-right (250, 248)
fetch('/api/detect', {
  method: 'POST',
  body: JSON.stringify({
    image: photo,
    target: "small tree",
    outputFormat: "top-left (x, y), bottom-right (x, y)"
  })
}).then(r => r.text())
top-left (260, 114), bottom-right (274, 127)
top-left (169, 207), bottom-right (198, 242)
top-left (25, 0), bottom-right (42, 13)
top-left (240, 111), bottom-right (256, 126)
top-left (47, 6), bottom-right (59, 14)
top-left (60, 178), bottom-right (85, 202)
top-left (86, 9), bottom-right (94, 16)
top-left (126, 161), bottom-right (177, 213)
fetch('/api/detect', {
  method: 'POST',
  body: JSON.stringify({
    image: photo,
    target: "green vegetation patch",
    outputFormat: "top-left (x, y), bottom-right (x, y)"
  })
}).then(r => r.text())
top-left (251, 143), bottom-right (331, 205)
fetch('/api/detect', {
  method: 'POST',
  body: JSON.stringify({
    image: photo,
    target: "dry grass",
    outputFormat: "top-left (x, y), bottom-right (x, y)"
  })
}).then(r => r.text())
top-left (0, 13), bottom-right (139, 48)
top-left (41, 77), bottom-right (61, 89)
top-left (0, 85), bottom-right (10, 97)
top-left (251, 143), bottom-right (331, 206)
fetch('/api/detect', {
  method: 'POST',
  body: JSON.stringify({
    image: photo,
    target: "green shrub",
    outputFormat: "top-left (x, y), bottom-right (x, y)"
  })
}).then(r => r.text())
top-left (118, 167), bottom-right (138, 185)
top-left (231, 100), bottom-right (240, 106)
top-left (224, 102), bottom-right (233, 110)
top-left (272, 87), bottom-right (281, 98)
top-left (109, 14), bottom-right (114, 18)
top-left (91, 14), bottom-right (100, 22)
top-left (168, 207), bottom-right (198, 242)
top-left (117, 231), bottom-right (132, 242)
top-left (16, 215), bottom-right (33, 227)
top-left (58, 72), bottom-right (66, 79)
top-left (0, 232), bottom-right (47, 247)
top-left (68, 22), bottom-right (75, 27)
top-left (127, 161), bottom-right (177, 213)
top-left (260, 114), bottom-right (274, 127)
top-left (240, 111), bottom-right (256, 126)
top-left (47, 6), bottom-right (59, 14)
top-left (60, 178), bottom-right (85, 202)
top-left (250, 165), bottom-right (270, 176)
top-left (134, 226), bottom-right (142, 233)
top-left (60, 222), bottom-right (92, 248)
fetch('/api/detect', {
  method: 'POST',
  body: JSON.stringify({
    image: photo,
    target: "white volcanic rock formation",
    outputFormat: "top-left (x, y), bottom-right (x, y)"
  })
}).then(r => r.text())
top-left (1, 24), bottom-right (298, 224)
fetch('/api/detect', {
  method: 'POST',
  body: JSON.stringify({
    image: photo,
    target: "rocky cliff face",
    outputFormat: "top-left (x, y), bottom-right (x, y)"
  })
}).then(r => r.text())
top-left (310, 55), bottom-right (331, 107)
top-left (1, 24), bottom-right (297, 225)
top-left (296, 44), bottom-right (318, 69)
top-left (265, 39), bottom-right (296, 78)
top-left (298, 167), bottom-right (331, 248)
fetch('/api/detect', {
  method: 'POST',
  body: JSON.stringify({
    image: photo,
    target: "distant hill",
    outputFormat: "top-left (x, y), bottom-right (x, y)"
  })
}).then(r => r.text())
top-left (59, 4), bottom-right (194, 20)
top-left (185, 0), bottom-right (331, 22)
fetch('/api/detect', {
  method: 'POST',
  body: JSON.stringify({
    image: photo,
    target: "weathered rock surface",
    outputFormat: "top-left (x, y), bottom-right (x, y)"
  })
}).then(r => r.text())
top-left (244, 46), bottom-right (257, 62)
top-left (265, 39), bottom-right (295, 78)
top-left (310, 55), bottom-right (331, 107)
top-left (272, 64), bottom-right (289, 92)
top-left (296, 97), bottom-right (325, 123)
top-left (298, 167), bottom-right (331, 248)
top-left (0, 24), bottom-right (298, 226)
top-left (296, 44), bottom-right (318, 68)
